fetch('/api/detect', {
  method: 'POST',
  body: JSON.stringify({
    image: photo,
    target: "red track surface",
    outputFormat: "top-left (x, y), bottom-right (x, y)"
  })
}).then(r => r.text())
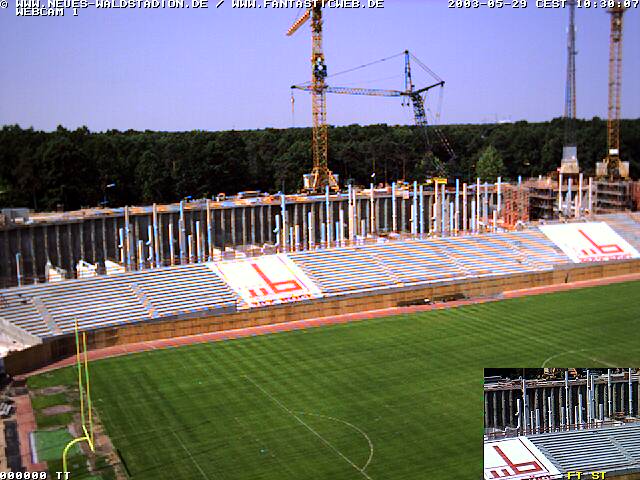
top-left (14, 271), bottom-right (640, 472)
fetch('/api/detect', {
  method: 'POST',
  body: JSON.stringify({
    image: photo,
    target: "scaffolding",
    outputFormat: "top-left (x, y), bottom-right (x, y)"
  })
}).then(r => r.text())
top-left (528, 179), bottom-right (557, 220)
top-left (594, 179), bottom-right (632, 213)
top-left (502, 185), bottom-right (530, 228)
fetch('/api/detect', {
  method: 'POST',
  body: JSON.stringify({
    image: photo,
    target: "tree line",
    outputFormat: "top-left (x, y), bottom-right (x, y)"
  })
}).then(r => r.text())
top-left (0, 117), bottom-right (638, 211)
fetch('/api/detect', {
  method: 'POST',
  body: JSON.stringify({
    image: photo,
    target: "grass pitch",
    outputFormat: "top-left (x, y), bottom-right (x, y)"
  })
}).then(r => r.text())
top-left (29, 280), bottom-right (640, 479)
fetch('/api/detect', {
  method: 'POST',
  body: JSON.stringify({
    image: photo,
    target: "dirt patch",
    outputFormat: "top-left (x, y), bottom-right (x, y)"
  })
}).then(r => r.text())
top-left (41, 405), bottom-right (74, 416)
top-left (36, 386), bottom-right (68, 396)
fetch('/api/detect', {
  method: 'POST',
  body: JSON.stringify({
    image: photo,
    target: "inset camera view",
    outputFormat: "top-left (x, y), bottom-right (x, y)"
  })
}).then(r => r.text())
top-left (485, 368), bottom-right (640, 480)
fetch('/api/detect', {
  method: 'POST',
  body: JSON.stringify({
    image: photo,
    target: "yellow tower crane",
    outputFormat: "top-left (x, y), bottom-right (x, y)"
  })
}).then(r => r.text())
top-left (596, 4), bottom-right (629, 179)
top-left (287, 6), bottom-right (340, 193)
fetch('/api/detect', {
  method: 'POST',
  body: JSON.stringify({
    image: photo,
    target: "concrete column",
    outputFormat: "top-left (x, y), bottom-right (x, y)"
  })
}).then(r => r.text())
top-left (99, 219), bottom-right (107, 266)
top-left (607, 369), bottom-right (612, 418)
top-left (471, 200), bottom-right (476, 233)
top-left (434, 184), bottom-right (439, 234)
top-left (427, 192), bottom-right (433, 235)
top-left (195, 221), bottom-right (202, 262)
top-left (369, 184), bottom-right (375, 235)
top-left (483, 182), bottom-right (489, 225)
top-left (485, 392), bottom-right (490, 427)
top-left (492, 391), bottom-right (498, 428)
top-left (29, 226), bottom-right (37, 282)
top-left (391, 182), bottom-right (397, 232)
top-left (412, 181), bottom-right (418, 236)
top-left (250, 205), bottom-right (256, 246)
top-left (79, 221), bottom-right (85, 261)
top-left (188, 234), bottom-right (195, 263)
top-left (534, 389), bottom-right (540, 431)
top-left (55, 224), bottom-right (61, 268)
top-left (294, 224), bottom-right (300, 251)
top-left (508, 389), bottom-right (514, 427)
top-left (462, 183), bottom-right (468, 233)
top-left (268, 205), bottom-right (273, 244)
top-left (206, 200), bottom-right (213, 260)
top-left (578, 393), bottom-right (584, 427)
top-left (325, 186), bottom-right (332, 245)
top-left (577, 173), bottom-right (583, 217)
top-left (348, 185), bottom-right (354, 241)
top-left (230, 207), bottom-right (237, 246)
top-left (318, 201), bottom-right (325, 246)
top-left (308, 210), bottom-right (314, 249)
top-left (281, 195), bottom-right (287, 251)
top-left (419, 184), bottom-right (425, 236)
top-left (401, 194), bottom-right (406, 233)
top-left (293, 204), bottom-right (300, 247)
top-left (558, 173), bottom-right (563, 213)
top-left (476, 178), bottom-right (480, 230)
top-left (124, 207), bottom-right (132, 269)
top-left (454, 179), bottom-right (460, 233)
top-left (168, 222), bottom-right (175, 266)
top-left (559, 385), bottom-right (565, 428)
top-left (441, 184), bottom-right (446, 234)
top-left (567, 177), bottom-right (573, 217)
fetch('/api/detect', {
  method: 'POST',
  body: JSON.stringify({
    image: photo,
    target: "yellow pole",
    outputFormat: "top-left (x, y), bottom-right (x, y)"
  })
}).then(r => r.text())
top-left (82, 332), bottom-right (94, 449)
top-left (74, 318), bottom-right (85, 427)
top-left (62, 436), bottom-right (88, 474)
top-left (62, 321), bottom-right (95, 474)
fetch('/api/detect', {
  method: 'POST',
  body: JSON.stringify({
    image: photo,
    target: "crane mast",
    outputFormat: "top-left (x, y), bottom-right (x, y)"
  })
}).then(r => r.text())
top-left (597, 4), bottom-right (628, 179)
top-left (287, 6), bottom-right (339, 193)
top-left (560, 0), bottom-right (579, 175)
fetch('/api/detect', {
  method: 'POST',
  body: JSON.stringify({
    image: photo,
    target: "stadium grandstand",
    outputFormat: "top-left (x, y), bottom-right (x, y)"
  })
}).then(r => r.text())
top-left (0, 213), bottom-right (638, 374)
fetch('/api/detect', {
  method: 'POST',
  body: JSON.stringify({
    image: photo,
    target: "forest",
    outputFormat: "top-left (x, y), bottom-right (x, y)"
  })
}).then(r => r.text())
top-left (0, 117), bottom-right (638, 211)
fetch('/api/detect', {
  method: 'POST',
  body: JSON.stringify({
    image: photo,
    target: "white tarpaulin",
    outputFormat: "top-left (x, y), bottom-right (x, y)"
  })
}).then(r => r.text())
top-left (539, 222), bottom-right (640, 263)
top-left (484, 437), bottom-right (560, 480)
top-left (208, 254), bottom-right (322, 308)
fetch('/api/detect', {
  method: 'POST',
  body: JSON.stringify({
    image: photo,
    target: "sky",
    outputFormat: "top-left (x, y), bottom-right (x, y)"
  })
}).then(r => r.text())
top-left (0, 0), bottom-right (638, 132)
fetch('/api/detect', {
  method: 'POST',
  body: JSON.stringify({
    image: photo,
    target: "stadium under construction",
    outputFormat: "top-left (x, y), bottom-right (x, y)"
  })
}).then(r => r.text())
top-left (485, 369), bottom-right (640, 479)
top-left (0, 3), bottom-right (639, 479)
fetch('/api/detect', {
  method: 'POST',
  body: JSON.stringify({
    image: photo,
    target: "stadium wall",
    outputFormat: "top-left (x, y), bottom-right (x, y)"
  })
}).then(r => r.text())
top-left (5, 259), bottom-right (640, 376)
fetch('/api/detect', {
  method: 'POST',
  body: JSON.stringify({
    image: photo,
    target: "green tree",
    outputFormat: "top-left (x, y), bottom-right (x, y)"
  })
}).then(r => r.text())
top-left (476, 145), bottom-right (505, 182)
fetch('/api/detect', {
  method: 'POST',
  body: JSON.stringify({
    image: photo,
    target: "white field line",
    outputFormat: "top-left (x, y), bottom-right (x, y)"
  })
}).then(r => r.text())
top-left (172, 429), bottom-right (212, 480)
top-left (541, 350), bottom-right (584, 368)
top-left (245, 375), bottom-right (374, 480)
top-left (297, 411), bottom-right (374, 472)
top-left (541, 349), bottom-right (617, 368)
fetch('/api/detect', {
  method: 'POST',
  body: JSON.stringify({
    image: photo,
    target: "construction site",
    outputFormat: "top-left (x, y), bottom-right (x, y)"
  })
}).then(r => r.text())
top-left (484, 369), bottom-right (640, 480)
top-left (0, 3), bottom-right (639, 480)
top-left (0, 4), bottom-right (638, 289)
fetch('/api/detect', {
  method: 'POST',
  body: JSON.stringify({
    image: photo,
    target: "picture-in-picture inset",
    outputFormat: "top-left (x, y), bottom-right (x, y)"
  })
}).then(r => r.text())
top-left (484, 368), bottom-right (640, 480)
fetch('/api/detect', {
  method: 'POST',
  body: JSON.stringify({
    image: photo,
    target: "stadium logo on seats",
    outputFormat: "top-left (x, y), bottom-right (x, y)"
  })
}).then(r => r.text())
top-left (209, 255), bottom-right (322, 308)
top-left (539, 222), bottom-right (640, 264)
